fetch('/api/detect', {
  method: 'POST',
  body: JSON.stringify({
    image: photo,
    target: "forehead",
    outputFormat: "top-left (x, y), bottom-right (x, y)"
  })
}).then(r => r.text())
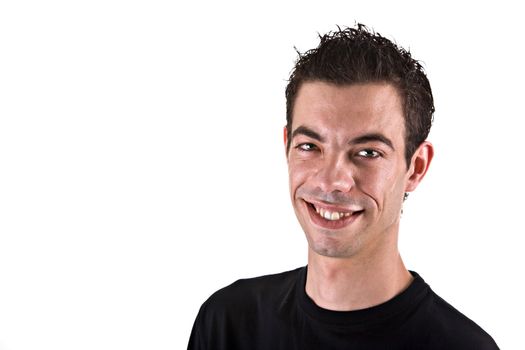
top-left (292, 81), bottom-right (405, 141)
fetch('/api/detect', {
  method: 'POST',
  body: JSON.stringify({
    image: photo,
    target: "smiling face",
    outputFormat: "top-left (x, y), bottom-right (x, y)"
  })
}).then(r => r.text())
top-left (286, 81), bottom-right (431, 259)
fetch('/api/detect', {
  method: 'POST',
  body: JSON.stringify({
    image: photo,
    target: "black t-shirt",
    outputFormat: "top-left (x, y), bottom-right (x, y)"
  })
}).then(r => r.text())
top-left (188, 267), bottom-right (498, 349)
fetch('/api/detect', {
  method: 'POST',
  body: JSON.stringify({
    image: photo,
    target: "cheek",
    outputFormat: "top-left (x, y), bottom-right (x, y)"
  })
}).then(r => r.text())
top-left (355, 165), bottom-right (401, 203)
top-left (288, 159), bottom-right (316, 188)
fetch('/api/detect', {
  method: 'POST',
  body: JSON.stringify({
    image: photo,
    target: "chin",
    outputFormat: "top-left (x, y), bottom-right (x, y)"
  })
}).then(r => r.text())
top-left (307, 232), bottom-right (361, 259)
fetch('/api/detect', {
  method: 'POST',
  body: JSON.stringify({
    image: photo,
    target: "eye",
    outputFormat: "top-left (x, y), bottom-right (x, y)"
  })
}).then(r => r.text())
top-left (356, 149), bottom-right (381, 158)
top-left (296, 143), bottom-right (318, 152)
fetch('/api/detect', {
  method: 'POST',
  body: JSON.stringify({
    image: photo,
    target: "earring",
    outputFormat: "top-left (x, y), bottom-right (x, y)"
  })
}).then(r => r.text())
top-left (401, 193), bottom-right (409, 216)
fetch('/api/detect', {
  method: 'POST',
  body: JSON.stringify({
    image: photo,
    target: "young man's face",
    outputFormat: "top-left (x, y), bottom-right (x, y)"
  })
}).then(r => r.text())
top-left (286, 81), bottom-right (430, 259)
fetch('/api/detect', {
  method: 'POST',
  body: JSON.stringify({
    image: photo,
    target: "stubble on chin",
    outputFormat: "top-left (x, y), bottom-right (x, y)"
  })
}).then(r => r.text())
top-left (307, 231), bottom-right (364, 259)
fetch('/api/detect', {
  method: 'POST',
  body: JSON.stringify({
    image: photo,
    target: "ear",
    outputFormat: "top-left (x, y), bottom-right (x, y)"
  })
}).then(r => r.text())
top-left (405, 141), bottom-right (434, 193)
top-left (283, 126), bottom-right (289, 159)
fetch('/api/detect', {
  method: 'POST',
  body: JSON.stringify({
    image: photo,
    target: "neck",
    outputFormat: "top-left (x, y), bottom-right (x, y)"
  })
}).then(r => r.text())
top-left (305, 242), bottom-right (412, 311)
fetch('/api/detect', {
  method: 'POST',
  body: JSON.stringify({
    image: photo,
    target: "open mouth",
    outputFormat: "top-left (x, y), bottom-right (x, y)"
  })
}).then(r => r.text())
top-left (303, 200), bottom-right (363, 229)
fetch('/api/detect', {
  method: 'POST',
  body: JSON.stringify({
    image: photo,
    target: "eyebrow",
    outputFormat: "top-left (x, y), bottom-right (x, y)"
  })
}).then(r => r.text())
top-left (292, 125), bottom-right (325, 142)
top-left (292, 125), bottom-right (394, 150)
top-left (350, 133), bottom-right (395, 150)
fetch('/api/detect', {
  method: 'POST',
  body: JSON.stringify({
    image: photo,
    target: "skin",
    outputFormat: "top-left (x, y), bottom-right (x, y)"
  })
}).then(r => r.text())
top-left (285, 81), bottom-right (433, 311)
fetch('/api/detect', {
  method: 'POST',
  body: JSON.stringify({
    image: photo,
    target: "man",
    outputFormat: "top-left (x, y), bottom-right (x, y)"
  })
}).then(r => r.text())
top-left (188, 24), bottom-right (499, 349)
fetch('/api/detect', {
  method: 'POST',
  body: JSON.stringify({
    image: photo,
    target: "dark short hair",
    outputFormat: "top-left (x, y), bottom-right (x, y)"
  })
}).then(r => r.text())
top-left (285, 24), bottom-right (434, 166)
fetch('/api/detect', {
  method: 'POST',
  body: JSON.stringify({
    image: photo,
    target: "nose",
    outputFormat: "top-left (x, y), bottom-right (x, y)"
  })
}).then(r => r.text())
top-left (313, 154), bottom-right (355, 194)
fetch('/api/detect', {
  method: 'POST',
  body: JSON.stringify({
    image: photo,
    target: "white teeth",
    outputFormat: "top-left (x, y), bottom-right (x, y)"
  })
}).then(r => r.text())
top-left (315, 206), bottom-right (349, 221)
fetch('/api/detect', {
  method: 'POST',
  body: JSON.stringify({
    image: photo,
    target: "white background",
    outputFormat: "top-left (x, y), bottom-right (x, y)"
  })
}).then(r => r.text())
top-left (1, 1), bottom-right (523, 349)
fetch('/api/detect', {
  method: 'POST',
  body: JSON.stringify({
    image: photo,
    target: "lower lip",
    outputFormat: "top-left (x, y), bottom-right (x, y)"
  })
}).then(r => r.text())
top-left (304, 200), bottom-right (362, 230)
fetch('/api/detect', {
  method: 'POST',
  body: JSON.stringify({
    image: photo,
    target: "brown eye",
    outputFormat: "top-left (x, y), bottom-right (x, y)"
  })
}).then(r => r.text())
top-left (357, 149), bottom-right (380, 158)
top-left (296, 143), bottom-right (318, 151)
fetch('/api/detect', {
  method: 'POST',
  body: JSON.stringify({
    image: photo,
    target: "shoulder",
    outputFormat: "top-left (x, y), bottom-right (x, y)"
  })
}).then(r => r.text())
top-left (199, 267), bottom-right (302, 317)
top-left (421, 287), bottom-right (499, 349)
top-left (188, 268), bottom-right (303, 349)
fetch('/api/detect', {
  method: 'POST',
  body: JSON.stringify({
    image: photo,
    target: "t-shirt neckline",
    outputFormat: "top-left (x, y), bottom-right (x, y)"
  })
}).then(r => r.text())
top-left (296, 266), bottom-right (429, 330)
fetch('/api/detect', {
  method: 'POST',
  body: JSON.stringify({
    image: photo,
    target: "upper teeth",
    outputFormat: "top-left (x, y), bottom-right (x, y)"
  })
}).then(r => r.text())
top-left (315, 206), bottom-right (351, 221)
